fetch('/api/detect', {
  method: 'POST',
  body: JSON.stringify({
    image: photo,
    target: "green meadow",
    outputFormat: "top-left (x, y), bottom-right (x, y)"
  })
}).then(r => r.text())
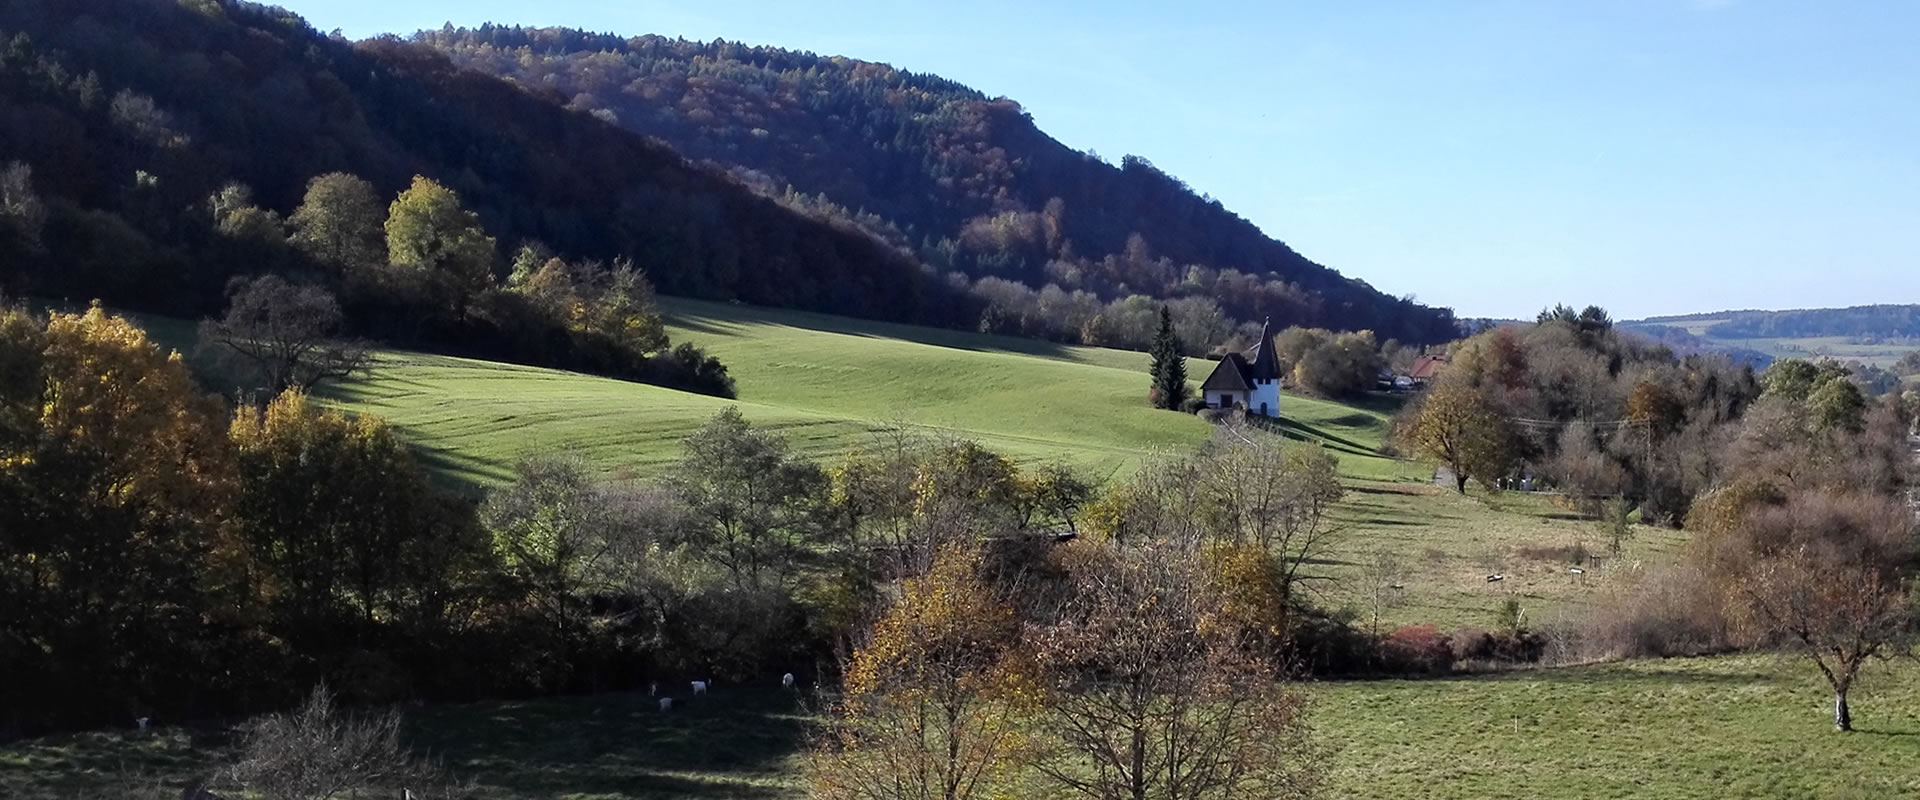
top-left (313, 298), bottom-right (1422, 486)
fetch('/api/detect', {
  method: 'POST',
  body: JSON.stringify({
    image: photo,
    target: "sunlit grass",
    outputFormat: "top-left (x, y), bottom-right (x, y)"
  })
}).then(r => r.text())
top-left (301, 298), bottom-right (1421, 487)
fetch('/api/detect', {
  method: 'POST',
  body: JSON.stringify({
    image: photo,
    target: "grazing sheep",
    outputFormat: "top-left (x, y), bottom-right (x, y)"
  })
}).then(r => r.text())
top-left (1486, 574), bottom-right (1505, 582)
top-left (692, 680), bottom-right (708, 695)
top-left (782, 672), bottom-right (795, 689)
top-left (659, 697), bottom-right (673, 712)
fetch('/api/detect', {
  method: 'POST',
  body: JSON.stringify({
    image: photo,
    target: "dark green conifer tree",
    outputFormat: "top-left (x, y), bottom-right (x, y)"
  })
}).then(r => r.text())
top-left (1149, 306), bottom-right (1188, 410)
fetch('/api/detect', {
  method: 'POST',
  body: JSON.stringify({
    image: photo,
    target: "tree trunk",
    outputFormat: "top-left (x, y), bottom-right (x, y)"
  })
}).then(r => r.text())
top-left (1834, 691), bottom-right (1852, 732)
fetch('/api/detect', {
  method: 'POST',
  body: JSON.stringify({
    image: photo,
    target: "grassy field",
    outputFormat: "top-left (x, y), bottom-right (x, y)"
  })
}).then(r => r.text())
top-left (151, 298), bottom-right (1643, 628)
top-left (1313, 484), bottom-right (1688, 632)
top-left (1315, 654), bottom-right (1920, 799)
top-left (304, 298), bottom-right (1421, 486)
top-left (10, 656), bottom-right (1915, 800)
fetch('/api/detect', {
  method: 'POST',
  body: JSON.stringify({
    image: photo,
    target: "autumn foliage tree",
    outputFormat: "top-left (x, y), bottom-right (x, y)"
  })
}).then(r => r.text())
top-left (229, 390), bottom-right (470, 635)
top-left (809, 545), bottom-right (1036, 800)
top-left (0, 304), bottom-right (248, 729)
top-left (1398, 379), bottom-right (1513, 493)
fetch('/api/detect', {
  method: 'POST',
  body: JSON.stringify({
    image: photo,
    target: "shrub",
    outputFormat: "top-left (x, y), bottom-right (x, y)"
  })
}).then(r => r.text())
top-left (1381, 624), bottom-right (1454, 674)
top-left (217, 686), bottom-right (467, 800)
top-left (1452, 627), bottom-right (1547, 664)
top-left (1286, 609), bottom-right (1381, 676)
top-left (1555, 563), bottom-right (1732, 663)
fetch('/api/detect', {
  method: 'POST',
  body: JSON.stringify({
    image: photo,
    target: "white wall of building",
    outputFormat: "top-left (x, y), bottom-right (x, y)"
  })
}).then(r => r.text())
top-left (1249, 379), bottom-right (1282, 418)
top-left (1208, 390), bottom-right (1247, 409)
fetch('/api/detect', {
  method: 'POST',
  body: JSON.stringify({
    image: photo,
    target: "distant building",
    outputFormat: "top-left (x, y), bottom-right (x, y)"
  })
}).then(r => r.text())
top-left (1409, 354), bottom-right (1448, 387)
top-left (1200, 319), bottom-right (1283, 418)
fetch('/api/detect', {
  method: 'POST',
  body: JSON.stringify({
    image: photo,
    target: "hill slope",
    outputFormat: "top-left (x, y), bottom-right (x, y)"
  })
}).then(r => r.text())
top-left (317, 298), bottom-right (1422, 485)
top-left (0, 0), bottom-right (968, 328)
top-left (417, 27), bottom-right (1459, 345)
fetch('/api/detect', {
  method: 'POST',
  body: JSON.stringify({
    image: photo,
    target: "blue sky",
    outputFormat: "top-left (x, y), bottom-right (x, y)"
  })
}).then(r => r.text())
top-left (289, 0), bottom-right (1918, 320)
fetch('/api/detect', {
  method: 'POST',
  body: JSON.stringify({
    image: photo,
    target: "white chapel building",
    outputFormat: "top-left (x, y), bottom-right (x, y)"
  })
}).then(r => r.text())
top-left (1200, 319), bottom-right (1283, 418)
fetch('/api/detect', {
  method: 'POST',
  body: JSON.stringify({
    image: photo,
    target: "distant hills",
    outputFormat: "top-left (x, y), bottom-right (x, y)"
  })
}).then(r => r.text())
top-left (1633, 305), bottom-right (1920, 341)
top-left (1622, 304), bottom-right (1920, 368)
top-left (0, 3), bottom-right (1463, 359)
top-left (414, 26), bottom-right (1460, 345)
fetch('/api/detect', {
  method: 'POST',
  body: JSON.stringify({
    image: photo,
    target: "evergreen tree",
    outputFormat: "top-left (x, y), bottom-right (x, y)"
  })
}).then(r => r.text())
top-left (1149, 305), bottom-right (1188, 410)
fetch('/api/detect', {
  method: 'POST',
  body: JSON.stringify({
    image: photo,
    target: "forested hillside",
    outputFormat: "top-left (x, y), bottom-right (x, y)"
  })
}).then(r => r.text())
top-left (0, 0), bottom-right (973, 356)
top-left (418, 26), bottom-right (1461, 347)
top-left (1639, 305), bottom-right (1920, 341)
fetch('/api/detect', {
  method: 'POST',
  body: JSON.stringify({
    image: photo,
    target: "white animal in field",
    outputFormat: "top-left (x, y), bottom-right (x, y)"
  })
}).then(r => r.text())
top-left (782, 672), bottom-right (795, 689)
top-left (136, 717), bottom-right (151, 731)
top-left (1568, 567), bottom-right (1585, 575)
top-left (659, 697), bottom-right (673, 712)
top-left (648, 681), bottom-right (658, 697)
top-left (1486, 574), bottom-right (1505, 583)
top-left (692, 680), bottom-right (709, 695)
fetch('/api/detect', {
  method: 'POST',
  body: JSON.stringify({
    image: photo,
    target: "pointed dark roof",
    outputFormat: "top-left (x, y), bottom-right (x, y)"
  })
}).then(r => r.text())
top-left (1247, 318), bottom-right (1282, 381)
top-left (1201, 353), bottom-right (1253, 392)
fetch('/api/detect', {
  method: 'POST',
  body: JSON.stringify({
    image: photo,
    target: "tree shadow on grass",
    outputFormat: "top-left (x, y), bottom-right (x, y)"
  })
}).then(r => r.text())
top-left (404, 689), bottom-right (807, 799)
top-left (1264, 418), bottom-right (1379, 457)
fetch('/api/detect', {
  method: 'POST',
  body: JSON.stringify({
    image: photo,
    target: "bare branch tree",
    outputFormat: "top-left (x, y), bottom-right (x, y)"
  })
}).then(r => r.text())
top-left (1704, 490), bottom-right (1917, 731)
top-left (199, 275), bottom-right (370, 395)
top-left (1030, 541), bottom-right (1321, 800)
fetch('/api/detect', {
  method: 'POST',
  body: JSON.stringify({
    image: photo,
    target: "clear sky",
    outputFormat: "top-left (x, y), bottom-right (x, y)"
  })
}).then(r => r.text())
top-left (287, 0), bottom-right (1918, 320)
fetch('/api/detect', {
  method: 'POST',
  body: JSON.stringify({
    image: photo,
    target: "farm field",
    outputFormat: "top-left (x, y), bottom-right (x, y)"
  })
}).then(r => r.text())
top-left (1630, 317), bottom-right (1917, 368)
top-left (9, 655), bottom-right (1914, 800)
top-left (304, 298), bottom-right (1423, 486)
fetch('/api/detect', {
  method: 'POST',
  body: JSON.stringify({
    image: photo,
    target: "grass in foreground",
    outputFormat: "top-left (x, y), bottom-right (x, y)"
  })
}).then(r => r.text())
top-left (9, 657), bottom-right (1915, 800)
top-left (1317, 654), bottom-right (1920, 800)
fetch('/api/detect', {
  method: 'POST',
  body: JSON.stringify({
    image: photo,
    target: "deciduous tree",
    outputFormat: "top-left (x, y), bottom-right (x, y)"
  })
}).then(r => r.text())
top-left (199, 275), bottom-right (370, 394)
top-left (1399, 379), bottom-right (1513, 493)
top-left (809, 545), bottom-right (1035, 800)
top-left (668, 407), bottom-right (829, 588)
top-left (1030, 540), bottom-right (1320, 800)
top-left (289, 172), bottom-right (386, 278)
top-left (1694, 490), bottom-right (1916, 732)
top-left (230, 389), bottom-right (453, 629)
top-left (384, 175), bottom-right (496, 319)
